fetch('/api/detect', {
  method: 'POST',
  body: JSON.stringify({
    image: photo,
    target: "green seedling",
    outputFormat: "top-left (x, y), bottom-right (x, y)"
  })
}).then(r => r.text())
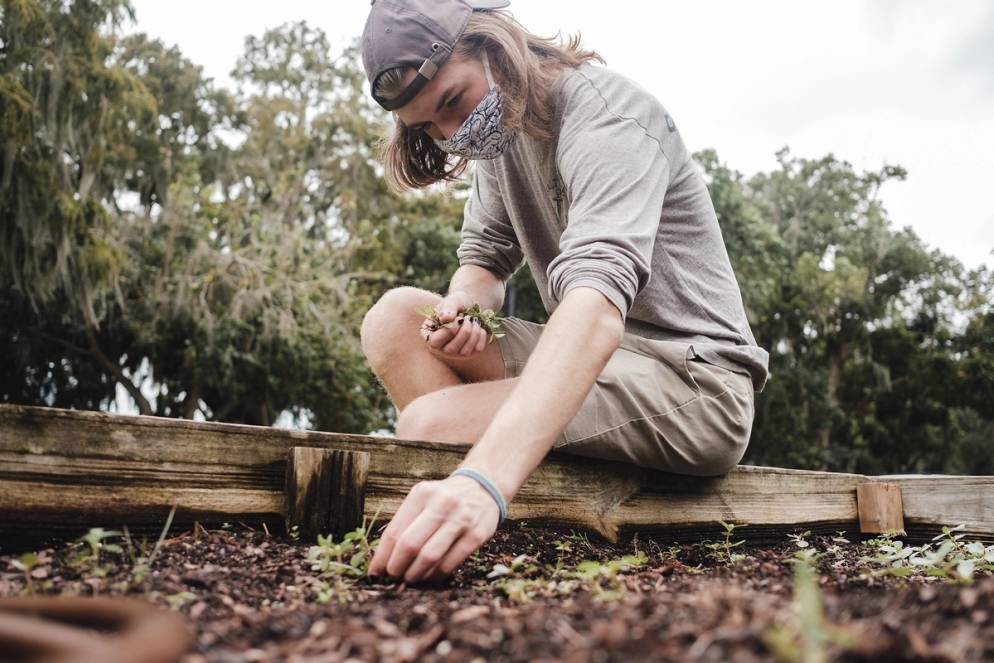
top-left (486, 553), bottom-right (542, 580)
top-left (487, 554), bottom-right (559, 605)
top-left (122, 505), bottom-right (177, 586)
top-left (568, 550), bottom-right (648, 603)
top-left (765, 548), bottom-right (856, 663)
top-left (823, 532), bottom-right (850, 557)
top-left (307, 507), bottom-right (383, 603)
top-left (69, 527), bottom-right (124, 578)
top-left (564, 529), bottom-right (594, 552)
top-left (705, 520), bottom-right (748, 563)
top-left (487, 551), bottom-right (648, 605)
top-left (416, 303), bottom-right (505, 344)
top-left (788, 530), bottom-right (812, 550)
top-left (11, 552), bottom-right (45, 596)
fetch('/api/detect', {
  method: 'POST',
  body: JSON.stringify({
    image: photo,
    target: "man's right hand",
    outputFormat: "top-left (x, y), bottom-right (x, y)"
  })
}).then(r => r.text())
top-left (422, 291), bottom-right (490, 358)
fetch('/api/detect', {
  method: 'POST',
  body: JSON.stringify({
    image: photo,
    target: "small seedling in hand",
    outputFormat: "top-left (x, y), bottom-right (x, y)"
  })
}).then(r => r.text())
top-left (416, 303), bottom-right (505, 344)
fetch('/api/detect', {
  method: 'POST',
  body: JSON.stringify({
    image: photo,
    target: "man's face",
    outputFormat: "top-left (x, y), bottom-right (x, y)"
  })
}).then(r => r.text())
top-left (394, 55), bottom-right (490, 141)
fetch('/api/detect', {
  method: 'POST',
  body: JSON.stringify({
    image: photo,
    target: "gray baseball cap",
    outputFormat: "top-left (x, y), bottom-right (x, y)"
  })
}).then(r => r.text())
top-left (361, 0), bottom-right (511, 111)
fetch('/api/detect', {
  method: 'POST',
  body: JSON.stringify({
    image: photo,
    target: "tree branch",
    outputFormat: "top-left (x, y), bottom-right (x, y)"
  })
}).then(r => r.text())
top-left (83, 327), bottom-right (154, 416)
top-left (31, 328), bottom-right (154, 416)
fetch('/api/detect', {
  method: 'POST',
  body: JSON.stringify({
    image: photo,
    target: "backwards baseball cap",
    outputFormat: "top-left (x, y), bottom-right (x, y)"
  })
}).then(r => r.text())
top-left (361, 0), bottom-right (511, 111)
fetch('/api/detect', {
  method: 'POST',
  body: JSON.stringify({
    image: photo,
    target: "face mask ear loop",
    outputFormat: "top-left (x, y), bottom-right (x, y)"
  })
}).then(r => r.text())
top-left (482, 50), bottom-right (496, 89)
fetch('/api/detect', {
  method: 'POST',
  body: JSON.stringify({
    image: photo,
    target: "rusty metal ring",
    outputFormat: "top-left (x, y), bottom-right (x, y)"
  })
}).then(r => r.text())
top-left (0, 596), bottom-right (190, 663)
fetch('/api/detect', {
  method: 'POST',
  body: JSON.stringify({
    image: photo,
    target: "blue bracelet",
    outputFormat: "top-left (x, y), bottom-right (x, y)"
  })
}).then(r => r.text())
top-left (449, 467), bottom-right (507, 527)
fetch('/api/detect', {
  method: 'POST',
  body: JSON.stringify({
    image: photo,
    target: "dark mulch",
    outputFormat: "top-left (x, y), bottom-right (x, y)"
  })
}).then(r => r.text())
top-left (2, 523), bottom-right (992, 662)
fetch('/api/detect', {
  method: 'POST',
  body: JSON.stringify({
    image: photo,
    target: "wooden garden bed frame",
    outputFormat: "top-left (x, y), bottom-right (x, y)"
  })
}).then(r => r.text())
top-left (1, 405), bottom-right (992, 548)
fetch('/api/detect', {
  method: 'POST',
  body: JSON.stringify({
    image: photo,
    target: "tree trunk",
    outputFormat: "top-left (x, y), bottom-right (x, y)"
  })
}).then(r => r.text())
top-left (817, 340), bottom-right (848, 471)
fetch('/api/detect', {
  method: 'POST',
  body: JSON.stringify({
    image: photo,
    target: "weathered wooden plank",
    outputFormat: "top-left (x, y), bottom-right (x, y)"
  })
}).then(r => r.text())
top-left (285, 447), bottom-right (369, 542)
top-left (1, 405), bottom-right (992, 549)
top-left (877, 475), bottom-right (994, 542)
top-left (856, 482), bottom-right (906, 536)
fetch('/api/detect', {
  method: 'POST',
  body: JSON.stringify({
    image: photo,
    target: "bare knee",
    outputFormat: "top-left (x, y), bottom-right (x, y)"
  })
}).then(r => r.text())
top-left (360, 286), bottom-right (439, 369)
top-left (395, 393), bottom-right (468, 445)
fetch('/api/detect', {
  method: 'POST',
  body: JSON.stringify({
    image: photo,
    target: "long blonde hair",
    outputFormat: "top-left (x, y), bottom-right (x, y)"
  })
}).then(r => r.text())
top-left (376, 10), bottom-right (603, 192)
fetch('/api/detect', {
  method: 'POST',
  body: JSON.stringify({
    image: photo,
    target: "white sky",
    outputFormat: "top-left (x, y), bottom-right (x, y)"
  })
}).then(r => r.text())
top-left (127, 0), bottom-right (994, 271)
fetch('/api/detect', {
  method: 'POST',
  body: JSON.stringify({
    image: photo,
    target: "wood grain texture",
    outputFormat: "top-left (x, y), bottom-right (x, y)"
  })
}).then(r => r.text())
top-left (285, 447), bottom-right (368, 543)
top-left (1, 405), bottom-right (992, 548)
top-left (877, 474), bottom-right (994, 542)
top-left (856, 482), bottom-right (906, 536)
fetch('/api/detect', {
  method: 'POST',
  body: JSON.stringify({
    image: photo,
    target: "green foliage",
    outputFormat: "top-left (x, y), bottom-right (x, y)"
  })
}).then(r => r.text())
top-left (486, 550), bottom-right (648, 605)
top-left (0, 0), bottom-right (151, 326)
top-left (858, 525), bottom-right (994, 583)
top-left (0, 8), bottom-right (452, 434)
top-left (699, 148), bottom-right (992, 473)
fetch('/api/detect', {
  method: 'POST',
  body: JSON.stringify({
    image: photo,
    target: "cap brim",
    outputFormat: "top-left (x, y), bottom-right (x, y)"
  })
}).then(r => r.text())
top-left (467, 0), bottom-right (511, 9)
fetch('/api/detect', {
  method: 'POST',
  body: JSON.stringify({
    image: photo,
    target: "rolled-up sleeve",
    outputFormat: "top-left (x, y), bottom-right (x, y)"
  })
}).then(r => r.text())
top-left (546, 73), bottom-right (671, 322)
top-left (456, 159), bottom-right (524, 282)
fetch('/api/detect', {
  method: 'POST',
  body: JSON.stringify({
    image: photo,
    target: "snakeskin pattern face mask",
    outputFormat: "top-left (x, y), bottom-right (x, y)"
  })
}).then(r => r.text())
top-left (434, 51), bottom-right (518, 159)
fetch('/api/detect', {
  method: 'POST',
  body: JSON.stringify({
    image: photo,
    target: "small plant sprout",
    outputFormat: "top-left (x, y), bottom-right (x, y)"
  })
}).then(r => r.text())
top-left (823, 532), bottom-right (851, 557)
top-left (123, 505), bottom-right (178, 586)
top-left (486, 553), bottom-right (541, 580)
top-left (69, 527), bottom-right (124, 578)
top-left (549, 539), bottom-right (573, 574)
top-left (307, 507), bottom-right (383, 603)
top-left (11, 552), bottom-right (48, 596)
top-left (416, 303), bottom-right (505, 344)
top-left (705, 520), bottom-right (747, 563)
top-left (788, 530), bottom-right (812, 549)
top-left (765, 548), bottom-right (856, 663)
top-left (565, 529), bottom-right (595, 552)
top-left (569, 551), bottom-right (649, 603)
top-left (487, 554), bottom-right (544, 605)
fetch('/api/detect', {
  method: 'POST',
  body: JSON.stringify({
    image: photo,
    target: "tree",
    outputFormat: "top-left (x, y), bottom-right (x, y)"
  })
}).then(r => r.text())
top-left (700, 147), bottom-right (990, 473)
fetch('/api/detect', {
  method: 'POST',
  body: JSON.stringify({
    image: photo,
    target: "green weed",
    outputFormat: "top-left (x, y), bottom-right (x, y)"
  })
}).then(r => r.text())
top-left (859, 524), bottom-right (994, 583)
top-left (764, 548), bottom-right (856, 663)
top-left (122, 505), bottom-right (177, 586)
top-left (705, 520), bottom-right (748, 563)
top-left (486, 550), bottom-right (648, 605)
top-left (68, 527), bottom-right (123, 579)
top-left (306, 507), bottom-right (382, 603)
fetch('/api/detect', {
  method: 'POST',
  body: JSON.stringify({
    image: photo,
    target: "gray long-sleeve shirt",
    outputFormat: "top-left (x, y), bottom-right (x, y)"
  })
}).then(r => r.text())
top-left (456, 63), bottom-right (770, 391)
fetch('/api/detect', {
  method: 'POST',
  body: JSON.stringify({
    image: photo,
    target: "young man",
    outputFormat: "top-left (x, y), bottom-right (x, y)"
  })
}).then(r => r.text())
top-left (359, 0), bottom-right (770, 584)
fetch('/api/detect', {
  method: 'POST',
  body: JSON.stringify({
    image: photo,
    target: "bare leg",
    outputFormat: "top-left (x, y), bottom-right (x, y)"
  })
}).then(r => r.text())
top-left (360, 287), bottom-right (507, 412)
top-left (393, 376), bottom-right (521, 447)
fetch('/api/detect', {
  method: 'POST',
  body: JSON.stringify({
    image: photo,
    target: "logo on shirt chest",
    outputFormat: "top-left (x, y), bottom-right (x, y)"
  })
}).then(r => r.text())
top-left (549, 175), bottom-right (568, 231)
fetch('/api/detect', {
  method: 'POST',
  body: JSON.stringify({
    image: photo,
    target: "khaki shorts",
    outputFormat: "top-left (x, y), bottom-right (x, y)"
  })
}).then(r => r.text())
top-left (496, 317), bottom-right (755, 476)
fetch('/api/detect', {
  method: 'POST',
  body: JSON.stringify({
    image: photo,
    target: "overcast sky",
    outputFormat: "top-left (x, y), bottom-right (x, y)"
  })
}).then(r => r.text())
top-left (127, 0), bottom-right (994, 271)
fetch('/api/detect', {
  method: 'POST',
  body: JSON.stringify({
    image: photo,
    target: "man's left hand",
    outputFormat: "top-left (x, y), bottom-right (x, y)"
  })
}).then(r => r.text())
top-left (366, 474), bottom-right (501, 583)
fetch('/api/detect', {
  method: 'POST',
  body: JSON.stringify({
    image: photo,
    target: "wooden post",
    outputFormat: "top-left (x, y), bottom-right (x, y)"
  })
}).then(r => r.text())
top-left (856, 482), bottom-right (906, 536)
top-left (285, 447), bottom-right (370, 542)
